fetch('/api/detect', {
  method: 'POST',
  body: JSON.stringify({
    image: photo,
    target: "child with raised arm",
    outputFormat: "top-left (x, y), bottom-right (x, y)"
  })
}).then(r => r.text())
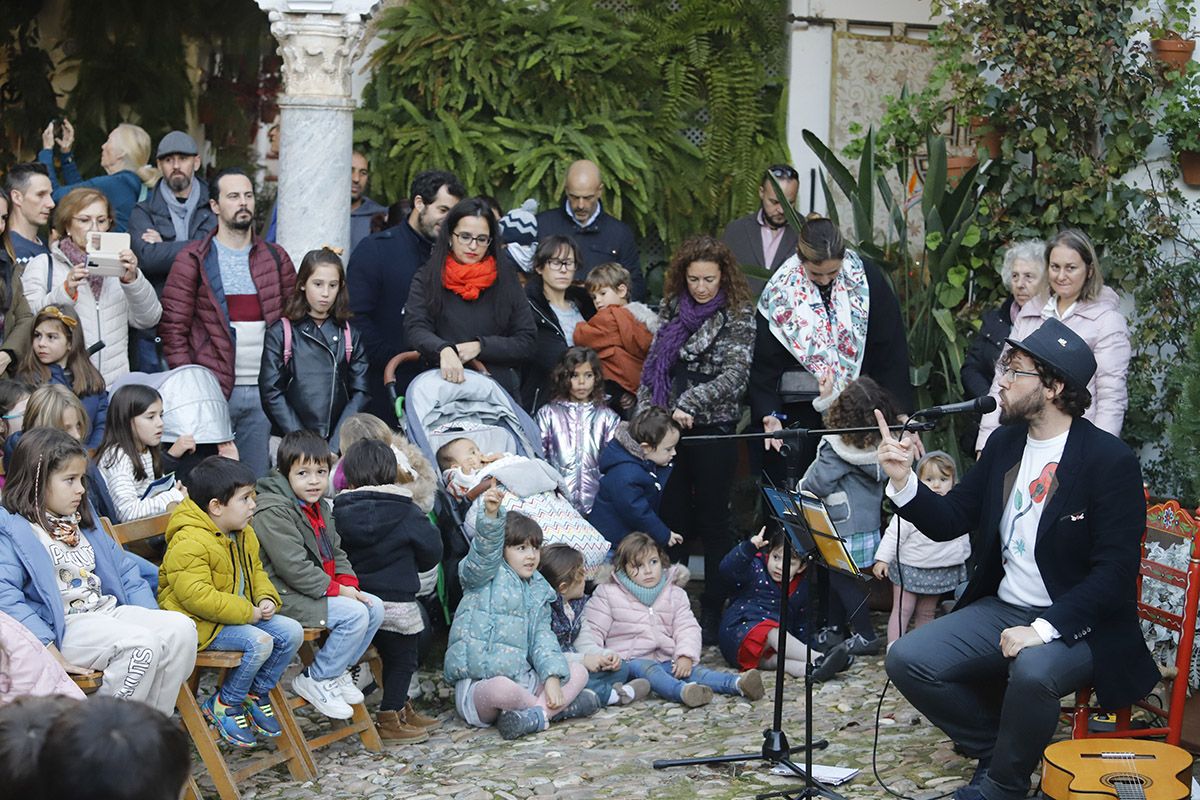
top-left (443, 488), bottom-right (598, 739)
top-left (587, 405), bottom-right (683, 550)
top-left (252, 430), bottom-right (384, 721)
top-left (158, 455), bottom-right (304, 749)
top-left (538, 543), bottom-right (650, 707)
top-left (335, 438), bottom-right (444, 742)
top-left (719, 527), bottom-right (851, 680)
top-left (584, 532), bottom-right (765, 707)
top-left (872, 451), bottom-right (970, 646)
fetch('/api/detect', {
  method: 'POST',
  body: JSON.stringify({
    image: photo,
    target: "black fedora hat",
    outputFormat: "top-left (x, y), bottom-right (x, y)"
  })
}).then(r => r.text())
top-left (1004, 318), bottom-right (1096, 391)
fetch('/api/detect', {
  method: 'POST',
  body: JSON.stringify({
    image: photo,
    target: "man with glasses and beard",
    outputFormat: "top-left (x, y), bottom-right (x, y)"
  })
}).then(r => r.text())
top-left (722, 164), bottom-right (800, 280)
top-left (161, 168), bottom-right (295, 476)
top-left (128, 131), bottom-right (217, 370)
top-left (874, 318), bottom-right (1158, 800)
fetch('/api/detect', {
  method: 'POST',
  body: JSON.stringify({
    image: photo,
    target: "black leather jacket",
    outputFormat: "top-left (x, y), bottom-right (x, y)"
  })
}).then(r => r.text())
top-left (259, 316), bottom-right (370, 451)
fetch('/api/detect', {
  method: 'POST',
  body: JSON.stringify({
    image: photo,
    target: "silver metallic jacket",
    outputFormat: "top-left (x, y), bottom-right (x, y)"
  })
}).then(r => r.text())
top-left (534, 400), bottom-right (622, 515)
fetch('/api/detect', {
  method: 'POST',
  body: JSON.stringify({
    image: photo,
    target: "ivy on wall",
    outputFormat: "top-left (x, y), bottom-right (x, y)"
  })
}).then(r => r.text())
top-left (354, 0), bottom-right (790, 254)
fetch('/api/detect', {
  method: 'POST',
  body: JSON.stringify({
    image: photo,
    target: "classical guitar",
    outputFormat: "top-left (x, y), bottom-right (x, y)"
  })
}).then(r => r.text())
top-left (1042, 739), bottom-right (1193, 800)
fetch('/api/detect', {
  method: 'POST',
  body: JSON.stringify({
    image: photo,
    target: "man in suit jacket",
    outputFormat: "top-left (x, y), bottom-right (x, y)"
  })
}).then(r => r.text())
top-left (722, 164), bottom-right (800, 276)
top-left (875, 318), bottom-right (1158, 800)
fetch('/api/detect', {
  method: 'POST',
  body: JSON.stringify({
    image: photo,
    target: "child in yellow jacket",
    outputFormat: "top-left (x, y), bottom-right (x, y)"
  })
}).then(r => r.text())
top-left (159, 456), bottom-right (303, 749)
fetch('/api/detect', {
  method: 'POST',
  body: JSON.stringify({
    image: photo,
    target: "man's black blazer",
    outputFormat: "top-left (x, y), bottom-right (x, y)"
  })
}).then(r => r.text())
top-left (895, 416), bottom-right (1159, 710)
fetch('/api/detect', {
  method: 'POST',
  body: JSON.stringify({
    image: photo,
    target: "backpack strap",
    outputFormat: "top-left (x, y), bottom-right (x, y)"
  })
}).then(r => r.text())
top-left (342, 321), bottom-right (352, 364)
top-left (282, 318), bottom-right (293, 367)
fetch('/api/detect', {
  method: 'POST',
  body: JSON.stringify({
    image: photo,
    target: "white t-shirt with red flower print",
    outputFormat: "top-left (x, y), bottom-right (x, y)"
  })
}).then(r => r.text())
top-left (996, 430), bottom-right (1068, 610)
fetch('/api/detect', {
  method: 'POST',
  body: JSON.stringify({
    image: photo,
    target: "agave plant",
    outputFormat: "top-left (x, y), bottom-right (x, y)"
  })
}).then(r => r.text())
top-left (765, 128), bottom-right (988, 461)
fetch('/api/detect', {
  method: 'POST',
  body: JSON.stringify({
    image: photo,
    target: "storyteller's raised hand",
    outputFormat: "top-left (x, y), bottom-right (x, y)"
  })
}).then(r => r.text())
top-left (875, 409), bottom-right (917, 490)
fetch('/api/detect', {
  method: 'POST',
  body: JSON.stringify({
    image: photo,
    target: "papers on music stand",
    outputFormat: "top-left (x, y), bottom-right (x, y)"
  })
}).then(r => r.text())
top-left (761, 484), bottom-right (863, 579)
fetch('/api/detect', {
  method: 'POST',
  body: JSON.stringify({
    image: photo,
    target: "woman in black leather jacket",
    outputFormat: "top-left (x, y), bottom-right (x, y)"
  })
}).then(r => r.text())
top-left (259, 247), bottom-right (369, 452)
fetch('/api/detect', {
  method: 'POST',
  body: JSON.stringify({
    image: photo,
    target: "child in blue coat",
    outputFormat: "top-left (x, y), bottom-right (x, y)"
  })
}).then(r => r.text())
top-left (719, 526), bottom-right (850, 681)
top-left (587, 406), bottom-right (682, 549)
top-left (443, 488), bottom-right (599, 739)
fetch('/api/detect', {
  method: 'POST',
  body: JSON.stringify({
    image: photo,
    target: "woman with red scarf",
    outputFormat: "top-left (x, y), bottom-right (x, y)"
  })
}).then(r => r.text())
top-left (635, 235), bottom-right (754, 644)
top-left (404, 198), bottom-right (535, 399)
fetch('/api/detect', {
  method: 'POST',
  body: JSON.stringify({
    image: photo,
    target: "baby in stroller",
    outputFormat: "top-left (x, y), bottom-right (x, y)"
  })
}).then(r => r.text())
top-left (436, 437), bottom-right (610, 574)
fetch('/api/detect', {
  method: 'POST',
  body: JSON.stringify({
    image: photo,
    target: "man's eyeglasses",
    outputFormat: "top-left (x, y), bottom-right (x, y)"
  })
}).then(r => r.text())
top-left (544, 258), bottom-right (576, 272)
top-left (766, 165), bottom-right (798, 180)
top-left (453, 232), bottom-right (492, 247)
top-left (1000, 366), bottom-right (1040, 381)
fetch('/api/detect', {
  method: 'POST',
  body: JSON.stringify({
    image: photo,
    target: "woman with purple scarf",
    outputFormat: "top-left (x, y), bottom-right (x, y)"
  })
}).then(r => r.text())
top-left (635, 235), bottom-right (753, 643)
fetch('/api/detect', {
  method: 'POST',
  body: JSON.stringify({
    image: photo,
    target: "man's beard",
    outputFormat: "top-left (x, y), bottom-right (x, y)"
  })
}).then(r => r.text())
top-left (998, 388), bottom-right (1044, 425)
top-left (229, 214), bottom-right (253, 232)
top-left (167, 173), bottom-right (190, 194)
top-left (417, 207), bottom-right (439, 240)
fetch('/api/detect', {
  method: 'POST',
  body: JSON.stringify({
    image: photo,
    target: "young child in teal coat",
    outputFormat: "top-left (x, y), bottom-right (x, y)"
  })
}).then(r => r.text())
top-left (443, 488), bottom-right (599, 739)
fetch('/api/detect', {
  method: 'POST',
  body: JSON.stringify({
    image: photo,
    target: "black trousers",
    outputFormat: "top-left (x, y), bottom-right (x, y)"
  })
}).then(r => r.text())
top-left (661, 424), bottom-right (737, 614)
top-left (373, 630), bottom-right (420, 712)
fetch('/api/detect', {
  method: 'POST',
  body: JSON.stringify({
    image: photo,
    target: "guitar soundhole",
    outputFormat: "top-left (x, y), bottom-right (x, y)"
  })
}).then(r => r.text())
top-left (1101, 774), bottom-right (1151, 792)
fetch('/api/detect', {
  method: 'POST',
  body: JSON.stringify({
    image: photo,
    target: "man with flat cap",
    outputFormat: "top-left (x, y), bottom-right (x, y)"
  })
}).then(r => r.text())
top-left (129, 130), bottom-right (217, 370)
top-left (874, 318), bottom-right (1158, 800)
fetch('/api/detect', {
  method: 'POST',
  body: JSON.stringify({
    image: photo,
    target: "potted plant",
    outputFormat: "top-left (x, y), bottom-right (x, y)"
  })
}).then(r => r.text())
top-left (1149, 0), bottom-right (1198, 73)
top-left (1159, 71), bottom-right (1200, 185)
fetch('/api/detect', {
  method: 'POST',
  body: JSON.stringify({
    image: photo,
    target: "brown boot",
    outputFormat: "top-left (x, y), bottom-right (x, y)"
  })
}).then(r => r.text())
top-left (402, 700), bottom-right (440, 729)
top-left (376, 709), bottom-right (429, 743)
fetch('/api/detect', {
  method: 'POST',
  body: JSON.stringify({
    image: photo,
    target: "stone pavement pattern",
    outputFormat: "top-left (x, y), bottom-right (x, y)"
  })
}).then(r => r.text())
top-left (203, 627), bottom-right (985, 800)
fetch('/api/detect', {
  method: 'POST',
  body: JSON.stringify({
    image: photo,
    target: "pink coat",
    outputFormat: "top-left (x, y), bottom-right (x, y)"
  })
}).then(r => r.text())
top-left (582, 578), bottom-right (702, 663)
top-left (0, 610), bottom-right (85, 704)
top-left (976, 287), bottom-right (1130, 449)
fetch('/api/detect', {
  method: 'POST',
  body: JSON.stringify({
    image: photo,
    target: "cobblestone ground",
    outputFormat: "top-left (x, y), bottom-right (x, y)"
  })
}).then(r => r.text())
top-left (196, 609), bottom-right (987, 800)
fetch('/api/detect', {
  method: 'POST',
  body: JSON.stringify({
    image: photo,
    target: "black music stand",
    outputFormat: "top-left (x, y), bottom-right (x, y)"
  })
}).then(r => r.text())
top-left (652, 434), bottom-right (871, 800)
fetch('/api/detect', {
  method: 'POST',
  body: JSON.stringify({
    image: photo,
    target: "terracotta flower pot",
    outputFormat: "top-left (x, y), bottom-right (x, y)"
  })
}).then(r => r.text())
top-left (1152, 36), bottom-right (1196, 73)
top-left (945, 155), bottom-right (980, 183)
top-left (1179, 150), bottom-right (1200, 187)
top-left (968, 116), bottom-right (1002, 159)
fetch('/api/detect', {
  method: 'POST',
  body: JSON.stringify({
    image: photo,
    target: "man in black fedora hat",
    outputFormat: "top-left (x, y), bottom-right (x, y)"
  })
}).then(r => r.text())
top-left (873, 317), bottom-right (1158, 800)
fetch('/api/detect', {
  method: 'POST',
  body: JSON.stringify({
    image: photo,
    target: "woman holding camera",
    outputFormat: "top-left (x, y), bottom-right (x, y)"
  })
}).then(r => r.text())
top-left (37, 119), bottom-right (158, 233)
top-left (21, 188), bottom-right (160, 385)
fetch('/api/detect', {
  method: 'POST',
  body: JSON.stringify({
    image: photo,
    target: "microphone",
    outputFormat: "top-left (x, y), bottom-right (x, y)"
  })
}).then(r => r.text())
top-left (912, 396), bottom-right (997, 419)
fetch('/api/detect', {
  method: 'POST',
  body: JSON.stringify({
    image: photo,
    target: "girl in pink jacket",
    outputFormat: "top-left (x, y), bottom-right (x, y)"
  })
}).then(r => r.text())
top-left (582, 532), bottom-right (765, 707)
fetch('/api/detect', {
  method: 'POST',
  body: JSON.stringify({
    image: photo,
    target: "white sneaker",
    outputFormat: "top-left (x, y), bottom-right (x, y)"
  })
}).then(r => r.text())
top-left (334, 670), bottom-right (365, 705)
top-left (292, 672), bottom-right (353, 719)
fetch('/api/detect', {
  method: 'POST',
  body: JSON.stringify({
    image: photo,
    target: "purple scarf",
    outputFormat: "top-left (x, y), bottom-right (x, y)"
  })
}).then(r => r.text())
top-left (641, 289), bottom-right (727, 406)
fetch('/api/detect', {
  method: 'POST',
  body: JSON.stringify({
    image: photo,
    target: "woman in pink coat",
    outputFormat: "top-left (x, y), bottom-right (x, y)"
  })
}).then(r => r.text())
top-left (0, 610), bottom-right (85, 704)
top-left (976, 229), bottom-right (1130, 450)
top-left (582, 532), bottom-right (764, 707)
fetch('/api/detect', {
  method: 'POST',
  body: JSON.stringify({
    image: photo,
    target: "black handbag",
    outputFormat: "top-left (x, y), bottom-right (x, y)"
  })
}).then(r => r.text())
top-left (778, 366), bottom-right (819, 405)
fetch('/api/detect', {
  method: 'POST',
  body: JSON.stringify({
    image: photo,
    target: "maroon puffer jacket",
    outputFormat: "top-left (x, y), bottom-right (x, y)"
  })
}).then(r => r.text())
top-left (160, 231), bottom-right (296, 397)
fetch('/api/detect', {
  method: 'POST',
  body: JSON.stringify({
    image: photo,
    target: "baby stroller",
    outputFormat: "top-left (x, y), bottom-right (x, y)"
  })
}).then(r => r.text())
top-left (391, 363), bottom-right (544, 613)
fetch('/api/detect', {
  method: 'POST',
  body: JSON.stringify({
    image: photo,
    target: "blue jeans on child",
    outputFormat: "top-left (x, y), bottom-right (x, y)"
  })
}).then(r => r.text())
top-left (627, 658), bottom-right (740, 702)
top-left (207, 614), bottom-right (304, 705)
top-left (307, 594), bottom-right (385, 682)
top-left (585, 660), bottom-right (632, 707)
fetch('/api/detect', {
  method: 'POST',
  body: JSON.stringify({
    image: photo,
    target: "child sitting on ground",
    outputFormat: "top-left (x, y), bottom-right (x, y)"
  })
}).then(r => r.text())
top-left (0, 428), bottom-right (196, 716)
top-left (572, 263), bottom-right (659, 416)
top-left (443, 488), bottom-right (599, 739)
top-left (719, 526), bottom-right (851, 681)
top-left (252, 430), bottom-right (384, 721)
top-left (159, 455), bottom-right (304, 749)
top-left (436, 436), bottom-right (610, 571)
top-left (801, 375), bottom-right (898, 657)
top-left (584, 532), bottom-right (765, 707)
top-left (334, 438), bottom-right (444, 742)
top-left (538, 543), bottom-right (650, 708)
top-left (872, 451), bottom-right (970, 646)
top-left (588, 406), bottom-right (683, 550)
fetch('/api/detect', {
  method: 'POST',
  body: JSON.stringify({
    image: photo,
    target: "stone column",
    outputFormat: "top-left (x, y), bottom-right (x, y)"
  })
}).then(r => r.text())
top-left (257, 0), bottom-right (380, 262)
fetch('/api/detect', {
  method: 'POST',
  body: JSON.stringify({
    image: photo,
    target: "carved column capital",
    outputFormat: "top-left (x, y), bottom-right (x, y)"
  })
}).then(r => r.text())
top-left (256, 0), bottom-right (381, 100)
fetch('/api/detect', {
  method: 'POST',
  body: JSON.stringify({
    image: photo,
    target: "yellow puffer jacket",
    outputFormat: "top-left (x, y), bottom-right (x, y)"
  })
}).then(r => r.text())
top-left (158, 497), bottom-right (282, 649)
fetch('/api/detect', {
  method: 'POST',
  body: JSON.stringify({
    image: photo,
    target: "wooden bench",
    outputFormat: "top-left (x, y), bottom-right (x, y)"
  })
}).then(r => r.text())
top-left (287, 627), bottom-right (383, 754)
top-left (103, 514), bottom-right (317, 800)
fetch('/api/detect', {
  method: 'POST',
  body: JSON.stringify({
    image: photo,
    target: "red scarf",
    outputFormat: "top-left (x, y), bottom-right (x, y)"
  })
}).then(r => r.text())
top-left (442, 255), bottom-right (497, 301)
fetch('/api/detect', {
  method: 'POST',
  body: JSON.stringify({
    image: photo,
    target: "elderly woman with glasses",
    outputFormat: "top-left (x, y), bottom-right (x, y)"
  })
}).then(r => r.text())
top-left (519, 235), bottom-right (597, 410)
top-left (404, 197), bottom-right (536, 399)
top-left (20, 187), bottom-right (160, 385)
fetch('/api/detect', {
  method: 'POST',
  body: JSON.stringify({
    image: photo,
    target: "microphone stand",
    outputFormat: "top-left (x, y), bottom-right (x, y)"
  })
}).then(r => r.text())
top-left (652, 419), bottom-right (935, 799)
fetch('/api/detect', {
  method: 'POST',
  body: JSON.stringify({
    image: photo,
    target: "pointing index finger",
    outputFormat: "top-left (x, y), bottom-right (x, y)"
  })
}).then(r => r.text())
top-left (874, 409), bottom-right (895, 443)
